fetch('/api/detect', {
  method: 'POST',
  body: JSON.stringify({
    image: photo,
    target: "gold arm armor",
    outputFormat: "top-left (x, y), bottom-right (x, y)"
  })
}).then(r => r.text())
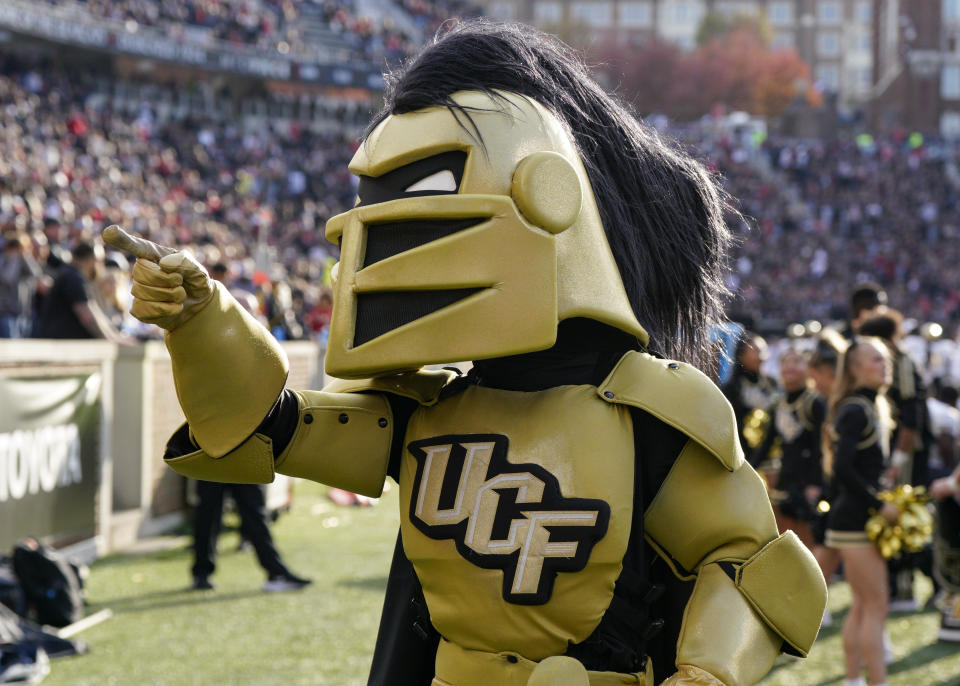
top-left (598, 352), bottom-right (827, 684)
top-left (163, 371), bottom-right (456, 494)
top-left (161, 390), bottom-right (392, 494)
top-left (276, 370), bottom-right (455, 495)
top-left (272, 390), bottom-right (394, 497)
top-left (165, 281), bottom-right (288, 457)
top-left (165, 428), bottom-right (276, 484)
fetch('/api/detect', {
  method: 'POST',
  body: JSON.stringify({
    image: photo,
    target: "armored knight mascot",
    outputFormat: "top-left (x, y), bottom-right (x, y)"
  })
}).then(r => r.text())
top-left (105, 21), bottom-right (826, 686)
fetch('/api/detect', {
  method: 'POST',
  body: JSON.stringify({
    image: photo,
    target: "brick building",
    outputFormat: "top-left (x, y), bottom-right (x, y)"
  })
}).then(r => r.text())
top-left (487, 0), bottom-right (875, 107)
top-left (872, 0), bottom-right (960, 137)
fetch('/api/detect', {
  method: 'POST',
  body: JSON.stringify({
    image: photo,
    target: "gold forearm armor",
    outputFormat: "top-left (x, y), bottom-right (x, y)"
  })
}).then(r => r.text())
top-left (163, 282), bottom-right (289, 457)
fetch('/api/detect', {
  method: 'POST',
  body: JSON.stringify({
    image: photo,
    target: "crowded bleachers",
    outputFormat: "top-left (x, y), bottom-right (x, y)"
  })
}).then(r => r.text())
top-left (682, 129), bottom-right (960, 334)
top-left (0, 54), bottom-right (355, 341)
top-left (392, 0), bottom-right (483, 34)
top-left (4, 48), bottom-right (960, 349)
top-left (34, 0), bottom-right (482, 64)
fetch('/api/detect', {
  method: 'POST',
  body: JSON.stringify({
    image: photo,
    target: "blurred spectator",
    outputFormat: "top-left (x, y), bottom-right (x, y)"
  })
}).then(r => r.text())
top-left (266, 280), bottom-right (303, 341)
top-left (210, 261), bottom-right (230, 284)
top-left (722, 332), bottom-right (780, 452)
top-left (305, 288), bottom-right (333, 339)
top-left (0, 53), bottom-right (351, 341)
top-left (0, 235), bottom-right (42, 338)
top-left (191, 480), bottom-right (311, 592)
top-left (33, 242), bottom-right (131, 342)
top-left (928, 384), bottom-right (960, 477)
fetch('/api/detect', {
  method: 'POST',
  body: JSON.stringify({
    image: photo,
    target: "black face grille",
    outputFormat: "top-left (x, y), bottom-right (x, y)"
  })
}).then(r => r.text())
top-left (353, 289), bottom-right (482, 347)
top-left (362, 218), bottom-right (485, 268)
top-left (357, 150), bottom-right (467, 207)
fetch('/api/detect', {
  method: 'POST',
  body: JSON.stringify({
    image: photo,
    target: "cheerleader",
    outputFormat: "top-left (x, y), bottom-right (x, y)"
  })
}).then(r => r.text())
top-left (722, 332), bottom-right (780, 452)
top-left (809, 329), bottom-right (848, 397)
top-left (808, 331), bottom-right (848, 626)
top-left (825, 337), bottom-right (900, 686)
top-left (859, 312), bottom-right (932, 612)
top-left (750, 347), bottom-right (826, 550)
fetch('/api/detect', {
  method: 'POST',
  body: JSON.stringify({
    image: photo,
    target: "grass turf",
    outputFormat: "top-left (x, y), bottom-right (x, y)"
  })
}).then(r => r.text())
top-left (45, 481), bottom-right (960, 685)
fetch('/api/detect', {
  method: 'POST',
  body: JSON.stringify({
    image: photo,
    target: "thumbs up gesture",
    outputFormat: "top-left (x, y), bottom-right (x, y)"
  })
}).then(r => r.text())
top-left (102, 225), bottom-right (215, 331)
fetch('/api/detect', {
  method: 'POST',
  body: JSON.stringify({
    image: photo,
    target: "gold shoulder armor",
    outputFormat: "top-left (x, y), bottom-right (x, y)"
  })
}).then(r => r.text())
top-left (323, 368), bottom-right (457, 406)
top-left (597, 351), bottom-right (742, 470)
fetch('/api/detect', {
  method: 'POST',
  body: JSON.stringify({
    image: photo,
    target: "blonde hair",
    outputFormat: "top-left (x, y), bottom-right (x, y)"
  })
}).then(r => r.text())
top-left (822, 336), bottom-right (893, 475)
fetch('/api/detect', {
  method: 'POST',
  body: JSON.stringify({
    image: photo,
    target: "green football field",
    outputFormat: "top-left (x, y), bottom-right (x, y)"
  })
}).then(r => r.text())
top-left (45, 481), bottom-right (960, 686)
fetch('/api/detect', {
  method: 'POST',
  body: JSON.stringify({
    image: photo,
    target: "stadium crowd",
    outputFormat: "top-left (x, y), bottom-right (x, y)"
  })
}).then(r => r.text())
top-left (0, 54), bottom-right (351, 343)
top-left (392, 0), bottom-right (482, 34)
top-left (2, 14), bottom-right (960, 684)
top-left (4, 54), bottom-right (960, 352)
top-left (40, 0), bottom-right (479, 65)
top-left (703, 131), bottom-right (960, 330)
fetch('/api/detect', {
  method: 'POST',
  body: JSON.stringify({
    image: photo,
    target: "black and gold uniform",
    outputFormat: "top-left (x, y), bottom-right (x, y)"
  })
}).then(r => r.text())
top-left (160, 332), bottom-right (823, 686)
top-left (750, 388), bottom-right (826, 521)
top-left (722, 369), bottom-right (780, 454)
top-left (105, 23), bottom-right (826, 686)
top-left (886, 348), bottom-right (930, 485)
top-left (825, 390), bottom-right (889, 548)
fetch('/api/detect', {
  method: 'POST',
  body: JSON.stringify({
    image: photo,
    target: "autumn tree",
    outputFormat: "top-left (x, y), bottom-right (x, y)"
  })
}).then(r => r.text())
top-left (696, 11), bottom-right (774, 47)
top-left (594, 37), bottom-right (685, 116)
top-left (594, 26), bottom-right (810, 120)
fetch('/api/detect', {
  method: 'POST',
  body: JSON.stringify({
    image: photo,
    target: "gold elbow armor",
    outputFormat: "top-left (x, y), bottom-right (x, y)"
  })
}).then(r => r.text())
top-left (163, 390), bottom-right (393, 495)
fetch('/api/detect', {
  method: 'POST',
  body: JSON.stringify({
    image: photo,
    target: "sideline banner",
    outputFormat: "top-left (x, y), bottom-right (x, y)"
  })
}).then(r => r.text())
top-left (0, 374), bottom-right (101, 549)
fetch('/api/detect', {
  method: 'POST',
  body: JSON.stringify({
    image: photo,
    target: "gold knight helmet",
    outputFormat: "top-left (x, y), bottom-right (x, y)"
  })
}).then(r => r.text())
top-left (322, 21), bottom-right (730, 382)
top-left (324, 91), bottom-right (648, 378)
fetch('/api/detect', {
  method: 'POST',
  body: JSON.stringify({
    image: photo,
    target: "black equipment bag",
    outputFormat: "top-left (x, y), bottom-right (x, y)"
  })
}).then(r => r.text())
top-left (11, 539), bottom-right (83, 628)
top-left (0, 558), bottom-right (25, 619)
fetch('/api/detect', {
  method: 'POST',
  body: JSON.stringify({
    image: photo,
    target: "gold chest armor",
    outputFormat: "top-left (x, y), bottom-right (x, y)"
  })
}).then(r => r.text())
top-left (398, 383), bottom-right (635, 661)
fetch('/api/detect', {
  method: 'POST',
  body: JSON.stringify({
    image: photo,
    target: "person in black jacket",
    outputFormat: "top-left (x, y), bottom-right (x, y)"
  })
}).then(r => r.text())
top-left (824, 337), bottom-right (900, 686)
top-left (751, 347), bottom-right (826, 550)
top-left (190, 481), bottom-right (311, 593)
top-left (34, 242), bottom-right (130, 343)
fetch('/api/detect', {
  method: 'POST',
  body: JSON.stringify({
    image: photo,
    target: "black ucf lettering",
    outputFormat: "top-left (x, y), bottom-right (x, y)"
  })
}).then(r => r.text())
top-left (407, 434), bottom-right (610, 605)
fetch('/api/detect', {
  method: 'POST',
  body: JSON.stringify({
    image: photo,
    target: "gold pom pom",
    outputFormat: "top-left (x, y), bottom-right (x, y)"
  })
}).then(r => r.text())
top-left (865, 485), bottom-right (934, 559)
top-left (743, 408), bottom-right (770, 450)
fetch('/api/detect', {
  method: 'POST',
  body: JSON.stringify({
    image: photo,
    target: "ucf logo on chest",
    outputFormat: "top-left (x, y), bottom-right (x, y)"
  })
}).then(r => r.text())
top-left (407, 433), bottom-right (610, 605)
